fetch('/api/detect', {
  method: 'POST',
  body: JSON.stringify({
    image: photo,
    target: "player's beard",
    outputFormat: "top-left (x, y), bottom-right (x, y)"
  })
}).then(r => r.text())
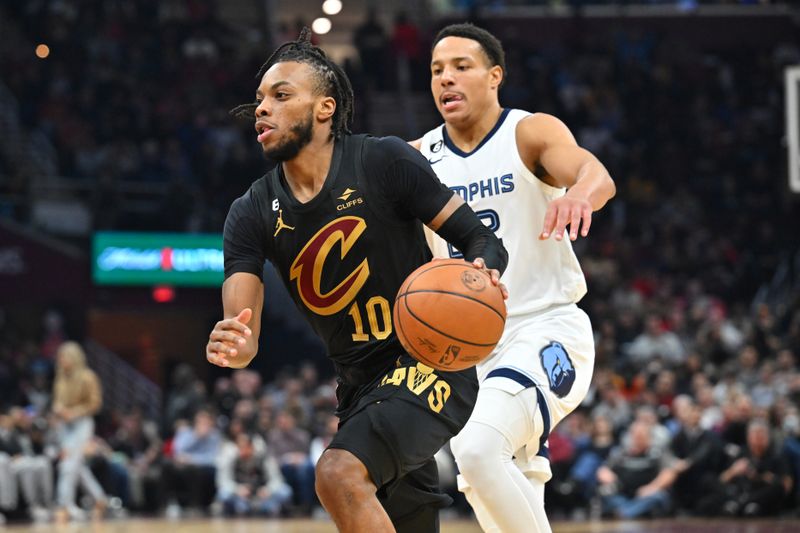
top-left (263, 110), bottom-right (314, 162)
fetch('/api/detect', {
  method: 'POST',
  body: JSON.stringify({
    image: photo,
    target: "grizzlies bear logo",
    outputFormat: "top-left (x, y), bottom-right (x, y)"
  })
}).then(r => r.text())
top-left (539, 341), bottom-right (576, 398)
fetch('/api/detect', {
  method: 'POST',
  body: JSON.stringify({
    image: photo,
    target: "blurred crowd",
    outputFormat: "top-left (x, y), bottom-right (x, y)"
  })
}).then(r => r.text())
top-left (0, 321), bottom-right (341, 523)
top-left (1, 293), bottom-right (799, 524)
top-left (1, 0), bottom-right (800, 526)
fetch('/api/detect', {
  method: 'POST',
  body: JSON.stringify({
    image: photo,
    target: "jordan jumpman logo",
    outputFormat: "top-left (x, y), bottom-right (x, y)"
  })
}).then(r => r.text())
top-left (274, 209), bottom-right (295, 237)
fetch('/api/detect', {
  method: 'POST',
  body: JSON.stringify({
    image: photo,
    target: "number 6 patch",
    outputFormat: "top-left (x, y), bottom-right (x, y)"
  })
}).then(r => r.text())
top-left (539, 341), bottom-right (576, 398)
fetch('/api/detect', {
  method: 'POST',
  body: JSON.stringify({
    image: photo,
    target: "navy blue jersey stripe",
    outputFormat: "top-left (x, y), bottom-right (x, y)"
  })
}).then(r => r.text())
top-left (485, 367), bottom-right (552, 458)
top-left (442, 109), bottom-right (511, 158)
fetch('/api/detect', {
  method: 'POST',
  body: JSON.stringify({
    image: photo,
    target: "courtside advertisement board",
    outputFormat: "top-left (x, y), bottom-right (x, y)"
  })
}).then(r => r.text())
top-left (92, 232), bottom-right (224, 287)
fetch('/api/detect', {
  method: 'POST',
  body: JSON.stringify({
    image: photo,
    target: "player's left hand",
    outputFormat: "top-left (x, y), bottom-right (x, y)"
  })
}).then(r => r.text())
top-left (540, 195), bottom-right (592, 241)
top-left (472, 257), bottom-right (509, 300)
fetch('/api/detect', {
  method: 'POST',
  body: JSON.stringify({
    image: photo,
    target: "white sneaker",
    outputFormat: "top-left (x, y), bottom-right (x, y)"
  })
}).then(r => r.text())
top-left (165, 502), bottom-right (182, 520)
top-left (30, 506), bottom-right (51, 523)
top-left (66, 505), bottom-right (88, 521)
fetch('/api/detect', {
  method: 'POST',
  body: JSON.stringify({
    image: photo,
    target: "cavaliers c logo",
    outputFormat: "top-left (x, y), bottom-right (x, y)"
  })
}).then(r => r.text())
top-left (289, 217), bottom-right (370, 316)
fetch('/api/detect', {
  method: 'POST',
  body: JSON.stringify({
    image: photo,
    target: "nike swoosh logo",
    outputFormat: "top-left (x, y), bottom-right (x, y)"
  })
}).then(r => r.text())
top-left (429, 158), bottom-right (443, 165)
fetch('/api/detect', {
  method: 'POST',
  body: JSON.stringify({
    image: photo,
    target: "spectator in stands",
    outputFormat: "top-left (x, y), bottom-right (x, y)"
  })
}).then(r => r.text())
top-left (596, 421), bottom-right (677, 519)
top-left (566, 414), bottom-right (615, 507)
top-left (628, 315), bottom-right (687, 366)
top-left (267, 410), bottom-right (315, 516)
top-left (353, 8), bottom-right (388, 90)
top-left (390, 11), bottom-right (423, 91)
top-left (164, 364), bottom-right (205, 434)
top-left (51, 341), bottom-right (107, 522)
top-left (622, 405), bottom-right (671, 454)
top-left (217, 433), bottom-right (291, 517)
top-left (720, 393), bottom-right (753, 448)
top-left (0, 411), bottom-right (20, 525)
top-left (670, 401), bottom-right (724, 514)
top-left (697, 418), bottom-right (792, 517)
top-left (309, 414), bottom-right (338, 466)
top-left (783, 406), bottom-right (800, 511)
top-left (108, 408), bottom-right (162, 512)
top-left (163, 408), bottom-right (221, 518)
top-left (4, 408), bottom-right (52, 522)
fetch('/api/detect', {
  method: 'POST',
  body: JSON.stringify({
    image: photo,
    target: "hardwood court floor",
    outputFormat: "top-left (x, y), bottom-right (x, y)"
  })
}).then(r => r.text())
top-left (7, 517), bottom-right (800, 533)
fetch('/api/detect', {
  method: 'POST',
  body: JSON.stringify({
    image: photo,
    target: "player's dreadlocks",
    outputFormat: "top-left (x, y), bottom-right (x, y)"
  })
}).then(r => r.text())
top-left (230, 27), bottom-right (353, 138)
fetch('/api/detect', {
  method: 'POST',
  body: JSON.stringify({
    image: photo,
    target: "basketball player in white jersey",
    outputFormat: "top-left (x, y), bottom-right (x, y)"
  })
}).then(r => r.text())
top-left (410, 23), bottom-right (616, 532)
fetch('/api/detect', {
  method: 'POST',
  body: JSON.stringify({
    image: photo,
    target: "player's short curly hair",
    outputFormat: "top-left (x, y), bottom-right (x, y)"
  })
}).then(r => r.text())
top-left (230, 27), bottom-right (353, 139)
top-left (432, 23), bottom-right (507, 86)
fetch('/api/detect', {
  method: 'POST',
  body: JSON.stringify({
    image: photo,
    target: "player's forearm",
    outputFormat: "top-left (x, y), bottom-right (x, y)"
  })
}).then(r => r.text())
top-left (435, 203), bottom-right (508, 274)
top-left (220, 274), bottom-right (264, 368)
top-left (567, 160), bottom-right (616, 211)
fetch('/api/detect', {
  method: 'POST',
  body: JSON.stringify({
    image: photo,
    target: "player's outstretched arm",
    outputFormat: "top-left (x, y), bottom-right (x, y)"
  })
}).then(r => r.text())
top-left (207, 272), bottom-right (263, 369)
top-left (516, 113), bottom-right (616, 241)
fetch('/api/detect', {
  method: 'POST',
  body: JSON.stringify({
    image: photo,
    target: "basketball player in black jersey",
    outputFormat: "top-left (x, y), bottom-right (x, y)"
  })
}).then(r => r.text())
top-left (205, 30), bottom-right (508, 533)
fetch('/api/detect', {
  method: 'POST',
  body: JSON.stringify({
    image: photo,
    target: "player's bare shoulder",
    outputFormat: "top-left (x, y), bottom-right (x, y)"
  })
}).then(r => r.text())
top-left (515, 113), bottom-right (577, 149)
top-left (515, 113), bottom-right (578, 180)
top-left (408, 138), bottom-right (422, 151)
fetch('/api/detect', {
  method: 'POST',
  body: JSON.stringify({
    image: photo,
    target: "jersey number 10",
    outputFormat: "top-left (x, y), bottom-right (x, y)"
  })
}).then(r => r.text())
top-left (348, 296), bottom-right (392, 341)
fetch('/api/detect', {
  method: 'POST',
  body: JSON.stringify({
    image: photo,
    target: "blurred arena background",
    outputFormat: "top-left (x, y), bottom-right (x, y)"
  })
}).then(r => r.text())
top-left (1, 0), bottom-right (799, 531)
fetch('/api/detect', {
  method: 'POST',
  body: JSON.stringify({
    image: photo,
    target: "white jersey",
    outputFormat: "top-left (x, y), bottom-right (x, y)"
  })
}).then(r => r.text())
top-left (420, 108), bottom-right (587, 318)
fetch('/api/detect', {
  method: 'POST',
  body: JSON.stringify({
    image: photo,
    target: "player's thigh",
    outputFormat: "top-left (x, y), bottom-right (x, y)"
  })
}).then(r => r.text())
top-left (452, 386), bottom-right (539, 458)
top-left (329, 358), bottom-right (476, 490)
top-left (534, 305), bottom-right (595, 416)
top-left (485, 306), bottom-right (594, 423)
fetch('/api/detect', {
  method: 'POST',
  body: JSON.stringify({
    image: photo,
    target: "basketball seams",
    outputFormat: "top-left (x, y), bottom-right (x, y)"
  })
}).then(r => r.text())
top-left (400, 289), bottom-right (505, 322)
top-left (393, 258), bottom-right (507, 371)
top-left (394, 293), bottom-right (436, 364)
top-left (404, 260), bottom-right (475, 291)
top-left (402, 297), bottom-right (500, 347)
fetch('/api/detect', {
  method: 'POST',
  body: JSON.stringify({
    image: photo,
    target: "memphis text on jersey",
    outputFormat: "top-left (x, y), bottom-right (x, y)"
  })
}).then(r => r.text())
top-left (451, 173), bottom-right (514, 203)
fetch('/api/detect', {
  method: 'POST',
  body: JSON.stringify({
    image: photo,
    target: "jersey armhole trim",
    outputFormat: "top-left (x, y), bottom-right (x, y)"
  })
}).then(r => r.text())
top-left (510, 111), bottom-right (566, 195)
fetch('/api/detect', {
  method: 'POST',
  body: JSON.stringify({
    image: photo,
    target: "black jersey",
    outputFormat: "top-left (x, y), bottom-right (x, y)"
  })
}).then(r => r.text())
top-left (224, 134), bottom-right (457, 388)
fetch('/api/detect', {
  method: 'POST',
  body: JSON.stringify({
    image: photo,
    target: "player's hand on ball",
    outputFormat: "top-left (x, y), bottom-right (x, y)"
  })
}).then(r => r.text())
top-left (540, 195), bottom-right (592, 241)
top-left (207, 308), bottom-right (252, 367)
top-left (472, 257), bottom-right (508, 300)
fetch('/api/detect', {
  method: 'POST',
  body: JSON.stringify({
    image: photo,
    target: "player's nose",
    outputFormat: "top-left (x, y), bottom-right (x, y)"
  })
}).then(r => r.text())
top-left (440, 65), bottom-right (456, 84)
top-left (255, 99), bottom-right (271, 118)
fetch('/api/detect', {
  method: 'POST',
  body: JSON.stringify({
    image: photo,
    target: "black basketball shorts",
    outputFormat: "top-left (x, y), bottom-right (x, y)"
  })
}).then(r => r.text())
top-left (328, 355), bottom-right (478, 532)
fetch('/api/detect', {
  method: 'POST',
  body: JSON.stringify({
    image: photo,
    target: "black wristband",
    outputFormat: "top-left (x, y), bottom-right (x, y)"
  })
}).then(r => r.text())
top-left (435, 204), bottom-right (508, 275)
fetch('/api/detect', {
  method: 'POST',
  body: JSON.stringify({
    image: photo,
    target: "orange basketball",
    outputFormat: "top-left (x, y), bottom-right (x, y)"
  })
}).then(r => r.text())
top-left (393, 259), bottom-right (506, 372)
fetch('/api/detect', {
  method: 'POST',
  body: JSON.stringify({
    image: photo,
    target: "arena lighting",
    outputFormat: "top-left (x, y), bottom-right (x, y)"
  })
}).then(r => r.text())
top-left (322, 0), bottom-right (342, 15)
top-left (35, 44), bottom-right (50, 59)
top-left (152, 285), bottom-right (176, 303)
top-left (312, 17), bottom-right (332, 35)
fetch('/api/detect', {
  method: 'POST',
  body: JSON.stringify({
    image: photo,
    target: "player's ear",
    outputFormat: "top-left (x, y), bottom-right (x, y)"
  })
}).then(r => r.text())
top-left (317, 96), bottom-right (336, 122)
top-left (489, 65), bottom-right (503, 91)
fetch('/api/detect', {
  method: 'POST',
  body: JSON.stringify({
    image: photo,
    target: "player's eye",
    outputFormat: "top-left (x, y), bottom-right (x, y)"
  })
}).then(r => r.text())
top-left (457, 65), bottom-right (468, 71)
top-left (275, 92), bottom-right (289, 99)
top-left (432, 68), bottom-right (442, 76)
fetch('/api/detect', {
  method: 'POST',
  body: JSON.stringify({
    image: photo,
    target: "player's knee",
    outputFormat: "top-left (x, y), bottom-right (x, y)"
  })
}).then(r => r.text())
top-left (454, 444), bottom-right (495, 481)
top-left (452, 425), bottom-right (506, 483)
top-left (315, 449), bottom-right (375, 505)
